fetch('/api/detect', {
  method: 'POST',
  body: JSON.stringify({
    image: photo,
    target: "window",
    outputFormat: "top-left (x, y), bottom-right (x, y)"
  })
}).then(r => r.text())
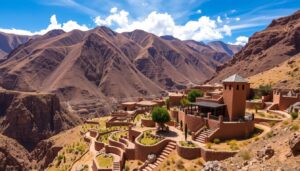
top-left (229, 85), bottom-right (232, 90)
top-left (224, 85), bottom-right (227, 90)
top-left (237, 85), bottom-right (239, 90)
top-left (242, 85), bottom-right (245, 90)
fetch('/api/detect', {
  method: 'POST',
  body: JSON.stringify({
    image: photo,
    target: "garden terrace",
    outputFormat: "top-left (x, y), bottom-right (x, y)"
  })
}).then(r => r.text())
top-left (137, 130), bottom-right (164, 146)
top-left (96, 153), bottom-right (114, 169)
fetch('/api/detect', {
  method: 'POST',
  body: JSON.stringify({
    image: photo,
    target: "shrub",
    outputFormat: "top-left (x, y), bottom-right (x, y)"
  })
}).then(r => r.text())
top-left (176, 160), bottom-right (185, 169)
top-left (256, 84), bottom-right (272, 97)
top-left (187, 89), bottom-right (203, 102)
top-left (291, 124), bottom-right (299, 131)
top-left (240, 150), bottom-right (251, 160)
top-left (290, 112), bottom-right (299, 120)
top-left (213, 138), bottom-right (221, 144)
top-left (267, 131), bottom-right (274, 138)
top-left (180, 98), bottom-right (190, 106)
top-left (206, 143), bottom-right (213, 149)
top-left (125, 165), bottom-right (130, 171)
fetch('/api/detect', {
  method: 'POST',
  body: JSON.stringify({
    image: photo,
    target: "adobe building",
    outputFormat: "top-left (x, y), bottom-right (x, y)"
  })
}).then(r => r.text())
top-left (271, 89), bottom-right (300, 110)
top-left (177, 74), bottom-right (255, 142)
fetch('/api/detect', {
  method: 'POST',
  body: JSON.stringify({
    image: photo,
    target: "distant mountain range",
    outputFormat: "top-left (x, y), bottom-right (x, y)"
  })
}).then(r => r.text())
top-left (209, 10), bottom-right (300, 89)
top-left (0, 28), bottom-right (241, 104)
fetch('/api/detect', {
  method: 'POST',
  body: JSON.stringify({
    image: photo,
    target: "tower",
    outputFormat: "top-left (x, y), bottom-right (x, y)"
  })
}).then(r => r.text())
top-left (222, 74), bottom-right (249, 121)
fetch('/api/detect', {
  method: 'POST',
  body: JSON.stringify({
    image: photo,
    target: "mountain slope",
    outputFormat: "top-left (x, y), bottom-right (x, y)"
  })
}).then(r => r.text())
top-left (0, 27), bottom-right (241, 110)
top-left (208, 41), bottom-right (242, 57)
top-left (0, 32), bottom-right (31, 60)
top-left (209, 10), bottom-right (300, 86)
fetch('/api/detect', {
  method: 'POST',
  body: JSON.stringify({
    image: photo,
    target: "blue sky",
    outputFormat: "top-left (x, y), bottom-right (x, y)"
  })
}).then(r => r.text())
top-left (0, 0), bottom-right (299, 45)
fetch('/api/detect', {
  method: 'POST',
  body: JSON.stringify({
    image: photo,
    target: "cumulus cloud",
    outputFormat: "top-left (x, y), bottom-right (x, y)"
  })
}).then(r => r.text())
top-left (230, 36), bottom-right (249, 46)
top-left (94, 8), bottom-right (233, 41)
top-left (196, 9), bottom-right (202, 14)
top-left (0, 14), bottom-right (89, 36)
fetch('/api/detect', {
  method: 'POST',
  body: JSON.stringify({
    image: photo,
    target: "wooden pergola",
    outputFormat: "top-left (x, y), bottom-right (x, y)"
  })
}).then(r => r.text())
top-left (186, 102), bottom-right (226, 118)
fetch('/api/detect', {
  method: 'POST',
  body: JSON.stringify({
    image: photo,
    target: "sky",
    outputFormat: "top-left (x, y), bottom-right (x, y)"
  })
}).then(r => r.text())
top-left (0, 0), bottom-right (299, 45)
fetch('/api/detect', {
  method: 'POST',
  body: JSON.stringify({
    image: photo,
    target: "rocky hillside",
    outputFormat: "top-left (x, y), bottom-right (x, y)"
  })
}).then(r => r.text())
top-left (207, 41), bottom-right (242, 57)
top-left (222, 119), bottom-right (300, 170)
top-left (209, 10), bottom-right (300, 88)
top-left (0, 27), bottom-right (240, 109)
top-left (0, 90), bottom-right (81, 150)
top-left (0, 32), bottom-right (31, 60)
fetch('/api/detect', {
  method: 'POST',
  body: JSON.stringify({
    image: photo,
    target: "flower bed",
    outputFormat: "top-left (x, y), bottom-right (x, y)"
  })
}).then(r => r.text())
top-left (177, 141), bottom-right (201, 160)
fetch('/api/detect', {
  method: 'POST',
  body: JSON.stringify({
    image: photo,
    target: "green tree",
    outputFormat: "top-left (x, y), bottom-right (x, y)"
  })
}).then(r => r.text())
top-left (187, 89), bottom-right (203, 102)
top-left (180, 98), bottom-right (189, 106)
top-left (151, 107), bottom-right (171, 131)
top-left (256, 84), bottom-right (272, 97)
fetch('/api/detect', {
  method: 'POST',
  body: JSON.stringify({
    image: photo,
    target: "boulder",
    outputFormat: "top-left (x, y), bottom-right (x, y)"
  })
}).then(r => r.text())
top-left (289, 133), bottom-right (300, 155)
top-left (256, 145), bottom-right (274, 161)
top-left (202, 161), bottom-right (227, 171)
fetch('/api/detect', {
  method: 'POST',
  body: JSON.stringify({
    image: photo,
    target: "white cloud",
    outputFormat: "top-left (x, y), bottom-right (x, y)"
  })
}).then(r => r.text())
top-left (217, 16), bottom-right (222, 23)
top-left (230, 36), bottom-right (249, 46)
top-left (110, 7), bottom-right (118, 13)
top-left (196, 9), bottom-right (202, 14)
top-left (94, 8), bottom-right (233, 41)
top-left (0, 14), bottom-right (89, 36)
top-left (235, 17), bottom-right (240, 21)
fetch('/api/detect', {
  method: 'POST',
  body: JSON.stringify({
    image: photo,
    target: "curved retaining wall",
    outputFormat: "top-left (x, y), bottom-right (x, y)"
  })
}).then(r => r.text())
top-left (105, 145), bottom-right (125, 170)
top-left (134, 132), bottom-right (171, 161)
top-left (141, 119), bottom-right (155, 127)
top-left (178, 111), bottom-right (206, 132)
top-left (200, 148), bottom-right (237, 161)
top-left (176, 143), bottom-right (201, 159)
top-left (94, 141), bottom-right (105, 151)
top-left (254, 117), bottom-right (282, 124)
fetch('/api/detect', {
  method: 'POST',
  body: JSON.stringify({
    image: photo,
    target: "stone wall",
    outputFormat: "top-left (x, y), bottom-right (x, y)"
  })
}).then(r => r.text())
top-left (200, 148), bottom-right (237, 161)
top-left (141, 119), bottom-right (155, 127)
top-left (246, 101), bottom-right (264, 109)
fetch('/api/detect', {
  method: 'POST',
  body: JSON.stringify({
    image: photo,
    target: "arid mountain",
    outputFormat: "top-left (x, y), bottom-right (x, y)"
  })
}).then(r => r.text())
top-left (0, 32), bottom-right (31, 60)
top-left (0, 27), bottom-right (240, 111)
top-left (209, 10), bottom-right (300, 88)
top-left (208, 41), bottom-right (242, 57)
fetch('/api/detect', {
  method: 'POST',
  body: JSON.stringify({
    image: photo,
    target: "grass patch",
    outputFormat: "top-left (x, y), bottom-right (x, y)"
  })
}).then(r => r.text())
top-left (97, 153), bottom-right (114, 168)
top-left (138, 131), bottom-right (162, 145)
top-left (111, 131), bottom-right (128, 141)
top-left (240, 150), bottom-right (251, 160)
top-left (179, 141), bottom-right (198, 148)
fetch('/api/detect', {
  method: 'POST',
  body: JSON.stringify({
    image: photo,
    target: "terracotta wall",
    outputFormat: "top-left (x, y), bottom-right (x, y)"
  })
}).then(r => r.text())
top-left (184, 114), bottom-right (206, 132)
top-left (208, 121), bottom-right (255, 141)
top-left (94, 141), bottom-right (105, 151)
top-left (273, 91), bottom-right (300, 110)
top-left (128, 129), bottom-right (141, 142)
top-left (141, 119), bottom-right (155, 127)
top-left (246, 101), bottom-right (264, 109)
top-left (200, 148), bottom-right (237, 161)
top-left (176, 144), bottom-right (201, 159)
top-left (134, 139), bottom-right (171, 161)
top-left (105, 145), bottom-right (124, 170)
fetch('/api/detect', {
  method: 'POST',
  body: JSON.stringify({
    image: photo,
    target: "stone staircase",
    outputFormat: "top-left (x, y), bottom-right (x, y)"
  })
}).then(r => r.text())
top-left (195, 128), bottom-right (214, 143)
top-left (113, 161), bottom-right (120, 171)
top-left (142, 141), bottom-right (176, 171)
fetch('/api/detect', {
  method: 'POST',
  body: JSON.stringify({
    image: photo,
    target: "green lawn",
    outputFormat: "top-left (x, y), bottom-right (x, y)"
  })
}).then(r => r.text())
top-left (139, 131), bottom-right (161, 145)
top-left (112, 131), bottom-right (128, 141)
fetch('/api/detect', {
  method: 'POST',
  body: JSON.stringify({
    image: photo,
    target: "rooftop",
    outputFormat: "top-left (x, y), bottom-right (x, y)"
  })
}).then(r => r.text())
top-left (190, 101), bottom-right (226, 108)
top-left (222, 74), bottom-right (248, 83)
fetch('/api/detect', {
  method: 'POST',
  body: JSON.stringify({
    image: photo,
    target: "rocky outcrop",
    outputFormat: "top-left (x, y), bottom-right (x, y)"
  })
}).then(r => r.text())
top-left (0, 90), bottom-right (81, 150)
top-left (289, 133), bottom-right (300, 155)
top-left (202, 161), bottom-right (227, 171)
top-left (0, 134), bottom-right (32, 171)
top-left (256, 145), bottom-right (275, 161)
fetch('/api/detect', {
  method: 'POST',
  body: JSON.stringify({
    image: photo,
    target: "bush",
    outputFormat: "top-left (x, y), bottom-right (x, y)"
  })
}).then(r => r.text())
top-left (213, 138), bottom-right (221, 144)
top-left (187, 89), bottom-right (203, 102)
top-left (290, 112), bottom-right (298, 120)
top-left (256, 84), bottom-right (272, 97)
top-left (206, 143), bottom-right (213, 149)
top-left (180, 98), bottom-right (190, 106)
top-left (291, 124), bottom-right (299, 131)
top-left (176, 160), bottom-right (185, 169)
top-left (240, 150), bottom-right (251, 160)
